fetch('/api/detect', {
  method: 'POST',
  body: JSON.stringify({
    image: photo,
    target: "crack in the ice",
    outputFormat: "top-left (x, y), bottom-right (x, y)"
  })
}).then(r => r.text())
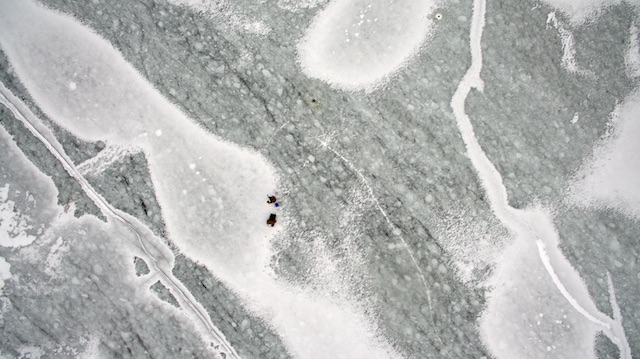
top-left (318, 135), bottom-right (451, 357)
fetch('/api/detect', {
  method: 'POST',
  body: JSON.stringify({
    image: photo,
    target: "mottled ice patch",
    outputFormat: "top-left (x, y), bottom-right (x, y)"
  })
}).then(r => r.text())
top-left (77, 336), bottom-right (104, 359)
top-left (0, 184), bottom-right (37, 248)
top-left (0, 256), bottom-right (12, 296)
top-left (436, 209), bottom-right (510, 286)
top-left (166, 0), bottom-right (269, 34)
top-left (568, 89), bottom-right (640, 221)
top-left (297, 0), bottom-right (438, 91)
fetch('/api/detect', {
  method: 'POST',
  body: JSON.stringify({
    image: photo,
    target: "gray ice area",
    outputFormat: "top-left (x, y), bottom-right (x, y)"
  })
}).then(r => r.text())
top-left (1, 0), bottom-right (639, 358)
top-left (150, 280), bottom-right (180, 307)
top-left (173, 254), bottom-right (291, 359)
top-left (134, 256), bottom-right (151, 276)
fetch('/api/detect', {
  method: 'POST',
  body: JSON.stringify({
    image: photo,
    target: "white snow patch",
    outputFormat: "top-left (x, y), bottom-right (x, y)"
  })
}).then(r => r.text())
top-left (0, 256), bottom-right (12, 296)
top-left (480, 217), bottom-right (601, 359)
top-left (0, 184), bottom-right (37, 248)
top-left (277, 0), bottom-right (326, 12)
top-left (17, 345), bottom-right (45, 359)
top-left (436, 209), bottom-right (510, 286)
top-left (571, 112), bottom-right (580, 124)
top-left (77, 335), bottom-right (104, 359)
top-left (568, 88), bottom-right (640, 221)
top-left (0, 2), bottom-right (403, 358)
top-left (297, 0), bottom-right (438, 91)
top-left (43, 236), bottom-right (71, 277)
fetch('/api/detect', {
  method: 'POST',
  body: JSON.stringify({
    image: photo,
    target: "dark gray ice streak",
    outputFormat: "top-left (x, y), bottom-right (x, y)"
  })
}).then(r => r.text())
top-left (451, 0), bottom-right (631, 357)
top-left (0, 1), bottom-right (402, 358)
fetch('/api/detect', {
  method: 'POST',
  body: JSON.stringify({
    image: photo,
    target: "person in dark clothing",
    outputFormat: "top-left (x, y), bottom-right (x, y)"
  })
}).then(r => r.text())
top-left (267, 196), bottom-right (277, 204)
top-left (267, 213), bottom-right (277, 227)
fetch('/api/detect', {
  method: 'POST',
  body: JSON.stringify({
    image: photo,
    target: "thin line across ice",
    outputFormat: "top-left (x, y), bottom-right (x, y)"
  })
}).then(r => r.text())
top-left (321, 140), bottom-right (450, 354)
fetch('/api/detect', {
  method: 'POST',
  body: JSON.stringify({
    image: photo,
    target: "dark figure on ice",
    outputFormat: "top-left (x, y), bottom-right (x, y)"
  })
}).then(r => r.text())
top-left (267, 195), bottom-right (277, 204)
top-left (267, 213), bottom-right (277, 227)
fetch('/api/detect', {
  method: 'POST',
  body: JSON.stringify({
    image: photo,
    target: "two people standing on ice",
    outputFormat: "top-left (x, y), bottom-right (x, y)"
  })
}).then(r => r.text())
top-left (266, 195), bottom-right (280, 226)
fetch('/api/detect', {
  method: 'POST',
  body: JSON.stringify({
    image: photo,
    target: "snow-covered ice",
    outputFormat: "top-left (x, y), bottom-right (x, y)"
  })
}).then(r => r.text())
top-left (297, 0), bottom-right (438, 91)
top-left (0, 0), bottom-right (638, 357)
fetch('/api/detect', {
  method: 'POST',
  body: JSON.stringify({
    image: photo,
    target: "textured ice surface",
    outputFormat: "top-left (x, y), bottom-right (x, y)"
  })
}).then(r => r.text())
top-left (0, 1), bottom-right (403, 358)
top-left (1, 0), bottom-right (639, 358)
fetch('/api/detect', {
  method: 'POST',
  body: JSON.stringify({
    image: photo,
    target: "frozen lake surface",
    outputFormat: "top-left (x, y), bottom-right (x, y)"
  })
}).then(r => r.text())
top-left (0, 0), bottom-right (639, 358)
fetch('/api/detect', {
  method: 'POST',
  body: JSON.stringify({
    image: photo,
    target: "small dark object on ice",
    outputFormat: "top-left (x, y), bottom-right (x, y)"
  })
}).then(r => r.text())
top-left (267, 213), bottom-right (277, 227)
top-left (267, 195), bottom-right (277, 204)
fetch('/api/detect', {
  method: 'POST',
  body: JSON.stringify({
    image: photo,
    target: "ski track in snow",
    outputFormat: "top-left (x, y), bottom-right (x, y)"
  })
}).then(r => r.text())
top-left (0, 1), bottom-right (402, 358)
top-left (0, 82), bottom-right (235, 359)
top-left (453, 0), bottom-right (631, 358)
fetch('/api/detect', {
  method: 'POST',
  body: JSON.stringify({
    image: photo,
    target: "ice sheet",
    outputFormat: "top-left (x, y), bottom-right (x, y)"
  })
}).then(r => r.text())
top-left (0, 1), bottom-right (403, 358)
top-left (0, 0), bottom-right (638, 357)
